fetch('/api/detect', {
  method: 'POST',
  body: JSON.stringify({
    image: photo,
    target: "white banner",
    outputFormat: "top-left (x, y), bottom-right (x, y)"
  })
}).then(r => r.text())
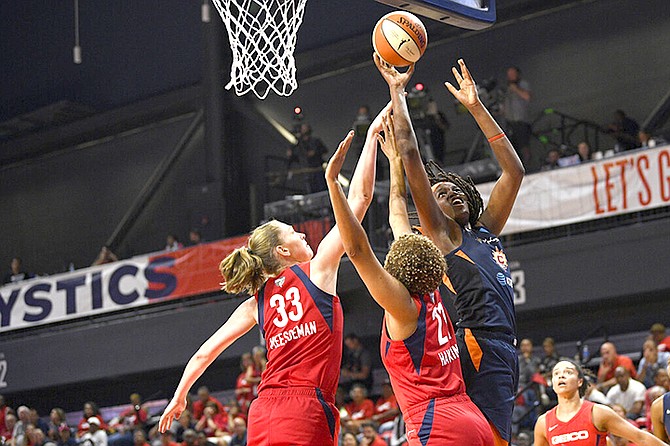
top-left (478, 145), bottom-right (670, 234)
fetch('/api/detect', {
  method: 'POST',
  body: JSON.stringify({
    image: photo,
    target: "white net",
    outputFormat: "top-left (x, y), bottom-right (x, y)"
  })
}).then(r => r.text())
top-left (210, 0), bottom-right (308, 99)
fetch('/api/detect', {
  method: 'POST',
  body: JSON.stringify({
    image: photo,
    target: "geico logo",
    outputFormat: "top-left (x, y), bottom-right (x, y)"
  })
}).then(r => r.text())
top-left (552, 430), bottom-right (589, 444)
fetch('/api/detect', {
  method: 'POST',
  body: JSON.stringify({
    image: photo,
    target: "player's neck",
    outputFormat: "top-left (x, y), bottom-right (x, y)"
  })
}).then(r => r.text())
top-left (556, 393), bottom-right (582, 420)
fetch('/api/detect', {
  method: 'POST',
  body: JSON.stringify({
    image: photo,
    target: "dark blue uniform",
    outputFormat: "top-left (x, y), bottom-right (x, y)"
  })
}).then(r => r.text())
top-left (442, 225), bottom-right (518, 444)
top-left (664, 393), bottom-right (670, 440)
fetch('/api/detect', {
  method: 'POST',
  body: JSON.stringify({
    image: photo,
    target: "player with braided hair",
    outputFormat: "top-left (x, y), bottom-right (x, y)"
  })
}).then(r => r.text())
top-left (374, 54), bottom-right (524, 446)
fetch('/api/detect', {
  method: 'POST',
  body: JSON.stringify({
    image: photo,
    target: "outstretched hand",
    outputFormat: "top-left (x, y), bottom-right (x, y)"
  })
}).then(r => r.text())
top-left (376, 111), bottom-right (399, 161)
top-left (158, 397), bottom-right (186, 433)
top-left (368, 100), bottom-right (393, 135)
top-left (445, 59), bottom-right (481, 110)
top-left (373, 53), bottom-right (415, 91)
top-left (325, 130), bottom-right (354, 185)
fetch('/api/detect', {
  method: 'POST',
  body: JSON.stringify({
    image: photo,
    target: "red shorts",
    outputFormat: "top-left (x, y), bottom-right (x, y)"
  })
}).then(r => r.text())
top-left (247, 387), bottom-right (339, 446)
top-left (404, 393), bottom-right (494, 446)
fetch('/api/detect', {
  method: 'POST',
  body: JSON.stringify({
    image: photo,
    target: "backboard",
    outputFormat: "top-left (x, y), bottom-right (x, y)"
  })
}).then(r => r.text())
top-left (375, 0), bottom-right (496, 30)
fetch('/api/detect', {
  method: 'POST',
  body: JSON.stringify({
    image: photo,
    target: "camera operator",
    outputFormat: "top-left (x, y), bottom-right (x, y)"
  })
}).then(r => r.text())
top-left (501, 66), bottom-right (533, 168)
top-left (286, 123), bottom-right (328, 194)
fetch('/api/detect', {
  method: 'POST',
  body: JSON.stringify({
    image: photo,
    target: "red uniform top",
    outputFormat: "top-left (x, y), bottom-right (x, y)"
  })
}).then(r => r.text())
top-left (374, 395), bottom-right (399, 424)
top-left (380, 289), bottom-right (465, 414)
top-left (545, 400), bottom-right (607, 445)
top-left (255, 263), bottom-right (343, 398)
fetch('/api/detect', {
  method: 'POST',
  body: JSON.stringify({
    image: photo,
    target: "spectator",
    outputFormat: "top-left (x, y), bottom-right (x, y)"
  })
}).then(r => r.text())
top-left (609, 404), bottom-right (641, 446)
top-left (0, 395), bottom-right (11, 435)
top-left (158, 431), bottom-right (178, 446)
top-left (2, 413), bottom-right (17, 444)
top-left (644, 385), bottom-right (666, 431)
top-left (540, 148), bottom-right (561, 171)
top-left (360, 422), bottom-right (386, 446)
top-left (502, 66), bottom-right (533, 167)
top-left (577, 141), bottom-right (594, 162)
top-left (80, 418), bottom-right (108, 446)
top-left (606, 367), bottom-right (646, 419)
top-left (340, 334), bottom-right (373, 393)
top-left (108, 394), bottom-right (147, 446)
top-left (25, 425), bottom-right (47, 446)
top-left (91, 246), bottom-right (118, 266)
top-left (638, 339), bottom-right (670, 388)
top-left (29, 410), bottom-right (49, 438)
top-left (286, 123), bottom-right (328, 193)
top-left (178, 429), bottom-right (196, 446)
top-left (650, 323), bottom-right (670, 353)
top-left (597, 341), bottom-right (637, 392)
top-left (512, 431), bottom-right (531, 446)
top-left (518, 338), bottom-right (541, 388)
top-left (638, 130), bottom-right (666, 149)
top-left (654, 368), bottom-right (670, 391)
top-left (187, 230), bottom-right (202, 246)
top-left (251, 346), bottom-right (267, 377)
top-left (47, 409), bottom-right (67, 442)
top-left (607, 110), bottom-right (640, 151)
top-left (56, 424), bottom-right (76, 446)
top-left (172, 411), bottom-right (193, 443)
top-left (227, 418), bottom-right (247, 446)
top-left (372, 380), bottom-right (399, 431)
top-left (352, 105), bottom-right (372, 144)
top-left (191, 387), bottom-right (225, 421)
top-left (165, 235), bottom-right (183, 252)
top-left (132, 430), bottom-right (149, 446)
top-left (3, 257), bottom-right (34, 284)
top-left (77, 402), bottom-right (106, 439)
top-left (12, 406), bottom-right (32, 446)
top-left (342, 384), bottom-right (375, 434)
top-left (341, 431), bottom-right (359, 446)
top-left (539, 337), bottom-right (561, 377)
top-left (193, 401), bottom-right (228, 440)
top-left (424, 98), bottom-right (450, 165)
top-left (234, 354), bottom-right (255, 413)
top-left (585, 374), bottom-right (611, 405)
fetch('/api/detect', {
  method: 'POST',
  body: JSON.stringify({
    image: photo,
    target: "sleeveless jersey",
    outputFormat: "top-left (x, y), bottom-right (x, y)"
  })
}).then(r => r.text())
top-left (442, 225), bottom-right (516, 335)
top-left (664, 393), bottom-right (670, 439)
top-left (255, 262), bottom-right (343, 397)
top-left (380, 289), bottom-right (466, 413)
top-left (545, 400), bottom-right (607, 446)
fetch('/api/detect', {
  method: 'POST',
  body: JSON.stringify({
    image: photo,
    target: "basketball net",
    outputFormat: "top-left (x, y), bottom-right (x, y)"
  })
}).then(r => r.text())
top-left (210, 0), bottom-right (308, 99)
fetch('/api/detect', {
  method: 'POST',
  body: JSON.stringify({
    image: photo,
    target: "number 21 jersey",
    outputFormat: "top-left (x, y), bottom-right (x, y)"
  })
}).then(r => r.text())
top-left (255, 262), bottom-right (344, 397)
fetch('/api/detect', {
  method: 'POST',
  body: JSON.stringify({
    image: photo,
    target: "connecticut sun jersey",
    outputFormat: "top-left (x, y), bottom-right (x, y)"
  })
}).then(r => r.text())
top-left (255, 262), bottom-right (343, 397)
top-left (380, 289), bottom-right (465, 412)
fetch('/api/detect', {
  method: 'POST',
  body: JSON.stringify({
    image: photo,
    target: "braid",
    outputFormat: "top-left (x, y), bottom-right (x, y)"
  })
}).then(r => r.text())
top-left (425, 160), bottom-right (483, 227)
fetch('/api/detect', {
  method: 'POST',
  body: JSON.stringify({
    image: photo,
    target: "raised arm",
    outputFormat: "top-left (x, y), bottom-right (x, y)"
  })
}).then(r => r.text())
top-left (311, 104), bottom-right (390, 291)
top-left (378, 111), bottom-right (412, 238)
top-left (324, 130), bottom-right (417, 327)
top-left (595, 404), bottom-right (669, 446)
top-left (445, 59), bottom-right (525, 235)
top-left (373, 54), bottom-right (454, 253)
top-left (158, 297), bottom-right (257, 432)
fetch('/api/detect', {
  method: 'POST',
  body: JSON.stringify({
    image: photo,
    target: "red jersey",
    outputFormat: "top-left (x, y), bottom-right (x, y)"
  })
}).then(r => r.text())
top-left (374, 395), bottom-right (399, 424)
top-left (545, 400), bottom-right (607, 445)
top-left (256, 262), bottom-right (343, 398)
top-left (380, 289), bottom-right (465, 414)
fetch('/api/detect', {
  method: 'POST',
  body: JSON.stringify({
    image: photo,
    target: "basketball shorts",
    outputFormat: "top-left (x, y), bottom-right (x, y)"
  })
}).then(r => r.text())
top-left (247, 387), bottom-right (339, 446)
top-left (403, 393), bottom-right (494, 446)
top-left (457, 327), bottom-right (518, 444)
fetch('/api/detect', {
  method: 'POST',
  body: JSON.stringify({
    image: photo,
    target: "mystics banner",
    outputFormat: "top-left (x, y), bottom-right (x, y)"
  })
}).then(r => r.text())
top-left (477, 145), bottom-right (670, 235)
top-left (0, 218), bottom-right (333, 333)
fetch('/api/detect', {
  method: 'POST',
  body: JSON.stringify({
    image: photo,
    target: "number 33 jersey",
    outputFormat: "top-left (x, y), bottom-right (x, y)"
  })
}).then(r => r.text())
top-left (381, 289), bottom-right (466, 412)
top-left (255, 262), bottom-right (344, 397)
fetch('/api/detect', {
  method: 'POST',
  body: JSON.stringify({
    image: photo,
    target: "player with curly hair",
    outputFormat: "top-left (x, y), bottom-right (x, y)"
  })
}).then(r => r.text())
top-left (374, 55), bottom-right (525, 446)
top-left (325, 110), bottom-right (493, 445)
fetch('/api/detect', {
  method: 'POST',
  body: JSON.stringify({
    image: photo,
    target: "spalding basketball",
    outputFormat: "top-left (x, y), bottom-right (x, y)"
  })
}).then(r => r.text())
top-left (373, 11), bottom-right (428, 67)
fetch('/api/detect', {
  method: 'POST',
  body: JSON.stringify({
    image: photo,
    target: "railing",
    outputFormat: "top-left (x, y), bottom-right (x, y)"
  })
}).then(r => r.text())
top-left (532, 108), bottom-right (615, 154)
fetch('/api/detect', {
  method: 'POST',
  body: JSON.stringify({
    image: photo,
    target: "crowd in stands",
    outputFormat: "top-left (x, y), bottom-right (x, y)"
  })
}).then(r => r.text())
top-left (3, 322), bottom-right (668, 446)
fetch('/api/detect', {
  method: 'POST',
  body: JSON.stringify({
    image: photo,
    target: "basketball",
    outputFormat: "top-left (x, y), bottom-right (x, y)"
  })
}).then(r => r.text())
top-left (372, 11), bottom-right (428, 67)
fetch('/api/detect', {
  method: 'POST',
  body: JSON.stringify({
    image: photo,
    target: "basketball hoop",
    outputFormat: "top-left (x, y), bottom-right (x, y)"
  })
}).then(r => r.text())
top-left (210, 0), bottom-right (308, 99)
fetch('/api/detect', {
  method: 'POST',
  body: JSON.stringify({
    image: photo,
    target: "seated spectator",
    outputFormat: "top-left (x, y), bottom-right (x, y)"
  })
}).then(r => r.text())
top-left (643, 385), bottom-right (666, 431)
top-left (2, 413), bottom-right (17, 444)
top-left (91, 246), bottom-right (118, 266)
top-left (165, 235), bottom-right (183, 252)
top-left (0, 395), bottom-right (11, 430)
top-left (3, 257), bottom-right (34, 285)
top-left (518, 338), bottom-right (541, 389)
top-left (340, 334), bottom-right (373, 393)
top-left (191, 387), bottom-right (225, 421)
top-left (158, 431), bottom-right (178, 446)
top-left (541, 148), bottom-right (561, 171)
top-left (585, 375), bottom-right (610, 405)
top-left (179, 429), bottom-right (196, 446)
top-left (609, 404), bottom-right (641, 446)
top-left (47, 409), bottom-right (67, 442)
top-left (341, 431), bottom-right (359, 446)
top-left (77, 402), bottom-right (107, 439)
top-left (25, 425), bottom-right (48, 446)
top-left (360, 422), bottom-right (386, 446)
top-left (29, 410), bottom-right (49, 439)
top-left (80, 418), bottom-right (108, 446)
top-left (342, 384), bottom-right (375, 434)
top-left (188, 230), bottom-right (203, 246)
top-left (577, 141), bottom-right (594, 162)
top-left (132, 430), bottom-right (150, 446)
top-left (224, 402), bottom-right (245, 434)
top-left (193, 401), bottom-right (228, 439)
top-left (227, 417), bottom-right (247, 446)
top-left (372, 380), bottom-right (399, 431)
top-left (234, 353), bottom-right (255, 413)
top-left (638, 339), bottom-right (670, 388)
top-left (13, 406), bottom-right (32, 446)
top-left (638, 130), bottom-right (666, 149)
top-left (597, 341), bottom-right (637, 392)
top-left (650, 323), bottom-right (670, 353)
top-left (251, 346), bottom-right (267, 376)
top-left (606, 367), bottom-right (646, 420)
top-left (108, 393), bottom-right (147, 446)
top-left (56, 424), bottom-right (77, 446)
